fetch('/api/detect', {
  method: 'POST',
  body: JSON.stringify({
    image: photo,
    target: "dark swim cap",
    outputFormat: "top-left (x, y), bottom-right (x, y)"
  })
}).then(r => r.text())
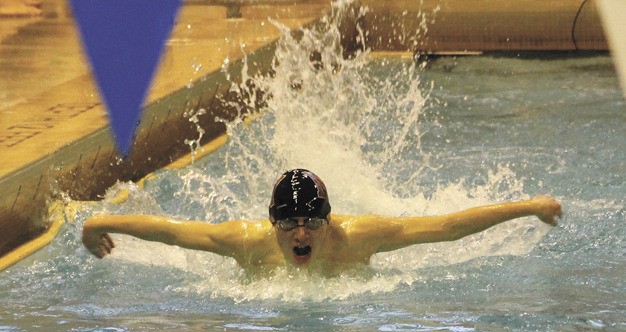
top-left (269, 169), bottom-right (331, 220)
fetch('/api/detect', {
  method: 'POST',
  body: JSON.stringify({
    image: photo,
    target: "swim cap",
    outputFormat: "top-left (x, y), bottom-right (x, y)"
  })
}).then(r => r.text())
top-left (269, 169), bottom-right (331, 221)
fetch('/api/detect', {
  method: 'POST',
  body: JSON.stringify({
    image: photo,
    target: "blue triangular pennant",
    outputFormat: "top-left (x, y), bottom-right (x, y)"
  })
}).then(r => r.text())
top-left (70, 0), bottom-right (182, 156)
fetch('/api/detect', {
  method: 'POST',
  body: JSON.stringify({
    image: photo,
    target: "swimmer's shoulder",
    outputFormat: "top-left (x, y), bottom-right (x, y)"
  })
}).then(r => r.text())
top-left (330, 213), bottom-right (392, 225)
top-left (226, 219), bottom-right (275, 245)
top-left (217, 218), bottom-right (272, 235)
top-left (327, 214), bottom-right (397, 257)
top-left (204, 219), bottom-right (273, 247)
top-left (230, 219), bottom-right (280, 267)
top-left (330, 213), bottom-right (404, 239)
top-left (215, 219), bottom-right (275, 268)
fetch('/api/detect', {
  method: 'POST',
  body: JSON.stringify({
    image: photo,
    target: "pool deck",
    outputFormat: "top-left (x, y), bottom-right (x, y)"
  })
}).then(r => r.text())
top-left (0, 0), bottom-right (607, 259)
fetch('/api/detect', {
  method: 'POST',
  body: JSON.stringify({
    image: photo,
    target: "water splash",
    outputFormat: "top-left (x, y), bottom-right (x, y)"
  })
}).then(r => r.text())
top-left (183, 107), bottom-right (206, 163)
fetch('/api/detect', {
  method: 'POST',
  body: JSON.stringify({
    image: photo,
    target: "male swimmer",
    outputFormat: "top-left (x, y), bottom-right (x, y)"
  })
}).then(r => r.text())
top-left (83, 169), bottom-right (562, 275)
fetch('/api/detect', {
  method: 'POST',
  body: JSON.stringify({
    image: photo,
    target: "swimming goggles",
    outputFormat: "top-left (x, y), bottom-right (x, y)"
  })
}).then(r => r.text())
top-left (273, 217), bottom-right (327, 231)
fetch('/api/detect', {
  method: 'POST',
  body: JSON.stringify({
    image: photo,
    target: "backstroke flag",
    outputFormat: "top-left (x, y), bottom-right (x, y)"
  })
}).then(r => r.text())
top-left (70, 0), bottom-right (182, 156)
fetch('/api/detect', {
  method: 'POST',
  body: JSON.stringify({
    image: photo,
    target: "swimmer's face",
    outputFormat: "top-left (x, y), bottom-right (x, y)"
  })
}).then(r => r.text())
top-left (272, 217), bottom-right (328, 265)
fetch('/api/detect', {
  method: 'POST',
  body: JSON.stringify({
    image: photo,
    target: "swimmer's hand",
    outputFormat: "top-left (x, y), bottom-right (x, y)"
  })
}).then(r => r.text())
top-left (82, 218), bottom-right (115, 258)
top-left (531, 195), bottom-right (562, 226)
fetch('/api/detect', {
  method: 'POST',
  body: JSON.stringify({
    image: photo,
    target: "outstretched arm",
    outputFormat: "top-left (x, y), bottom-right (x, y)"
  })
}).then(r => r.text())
top-left (82, 214), bottom-right (249, 259)
top-left (372, 195), bottom-right (562, 253)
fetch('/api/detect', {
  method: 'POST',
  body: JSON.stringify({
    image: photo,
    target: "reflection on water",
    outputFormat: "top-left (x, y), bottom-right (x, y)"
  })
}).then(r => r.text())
top-left (2, 4), bottom-right (625, 331)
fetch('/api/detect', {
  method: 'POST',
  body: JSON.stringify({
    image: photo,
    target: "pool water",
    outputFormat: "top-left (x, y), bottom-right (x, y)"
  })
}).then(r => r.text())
top-left (1, 11), bottom-right (625, 332)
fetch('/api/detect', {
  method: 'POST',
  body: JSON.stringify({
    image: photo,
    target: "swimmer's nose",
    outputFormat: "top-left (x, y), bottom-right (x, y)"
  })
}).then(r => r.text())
top-left (293, 223), bottom-right (310, 241)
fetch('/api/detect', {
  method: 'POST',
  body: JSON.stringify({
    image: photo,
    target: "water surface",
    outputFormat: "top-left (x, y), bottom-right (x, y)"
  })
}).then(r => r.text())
top-left (1, 19), bottom-right (624, 332)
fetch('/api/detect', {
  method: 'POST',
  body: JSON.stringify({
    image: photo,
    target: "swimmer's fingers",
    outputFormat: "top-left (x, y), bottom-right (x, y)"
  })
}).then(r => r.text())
top-left (532, 195), bottom-right (562, 226)
top-left (82, 221), bottom-right (112, 258)
top-left (103, 233), bottom-right (115, 250)
top-left (97, 233), bottom-right (115, 257)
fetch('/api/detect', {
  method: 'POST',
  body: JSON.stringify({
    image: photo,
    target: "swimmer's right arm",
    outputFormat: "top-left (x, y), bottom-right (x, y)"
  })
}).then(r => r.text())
top-left (82, 215), bottom-right (248, 259)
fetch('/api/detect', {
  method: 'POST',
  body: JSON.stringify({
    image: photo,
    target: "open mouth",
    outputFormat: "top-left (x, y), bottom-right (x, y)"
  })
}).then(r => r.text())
top-left (293, 246), bottom-right (311, 257)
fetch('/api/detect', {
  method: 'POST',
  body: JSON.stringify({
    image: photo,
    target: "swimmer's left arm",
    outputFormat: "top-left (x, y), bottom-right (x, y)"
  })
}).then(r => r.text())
top-left (367, 195), bottom-right (562, 253)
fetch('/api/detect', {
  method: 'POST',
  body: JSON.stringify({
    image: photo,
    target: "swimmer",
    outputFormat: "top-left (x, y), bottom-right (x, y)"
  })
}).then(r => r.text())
top-left (83, 169), bottom-right (562, 275)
